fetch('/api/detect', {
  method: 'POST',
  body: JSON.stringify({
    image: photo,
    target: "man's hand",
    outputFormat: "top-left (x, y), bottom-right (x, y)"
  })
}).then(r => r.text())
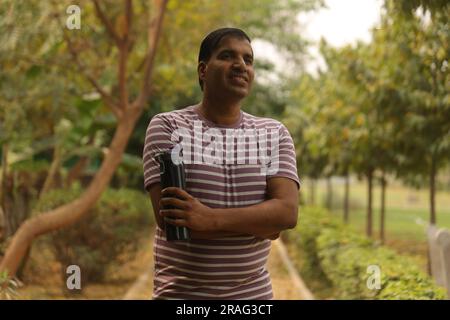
top-left (153, 176), bottom-right (299, 240)
top-left (159, 187), bottom-right (218, 232)
top-left (160, 189), bottom-right (280, 240)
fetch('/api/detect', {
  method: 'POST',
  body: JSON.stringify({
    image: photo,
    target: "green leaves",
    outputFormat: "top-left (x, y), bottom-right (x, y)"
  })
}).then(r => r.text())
top-left (0, 270), bottom-right (22, 300)
top-left (287, 206), bottom-right (447, 299)
top-left (284, 0), bottom-right (449, 193)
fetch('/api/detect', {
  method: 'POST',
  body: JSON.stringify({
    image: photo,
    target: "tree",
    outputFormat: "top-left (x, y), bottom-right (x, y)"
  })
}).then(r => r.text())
top-left (0, 0), bottom-right (80, 240)
top-left (0, 0), bottom-right (168, 278)
top-left (284, 73), bottom-right (329, 206)
top-left (377, 0), bottom-right (450, 225)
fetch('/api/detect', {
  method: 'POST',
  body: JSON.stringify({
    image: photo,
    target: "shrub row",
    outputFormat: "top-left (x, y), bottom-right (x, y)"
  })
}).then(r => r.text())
top-left (286, 206), bottom-right (446, 299)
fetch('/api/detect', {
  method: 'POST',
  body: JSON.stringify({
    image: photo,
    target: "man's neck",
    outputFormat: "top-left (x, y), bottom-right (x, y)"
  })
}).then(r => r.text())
top-left (197, 95), bottom-right (242, 126)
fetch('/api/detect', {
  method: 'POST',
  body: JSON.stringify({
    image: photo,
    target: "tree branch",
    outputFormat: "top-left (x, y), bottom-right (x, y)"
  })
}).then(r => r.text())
top-left (92, 0), bottom-right (122, 46)
top-left (118, 47), bottom-right (129, 109)
top-left (62, 31), bottom-right (123, 119)
top-left (125, 0), bottom-right (132, 42)
top-left (118, 0), bottom-right (133, 109)
top-left (132, 0), bottom-right (168, 109)
top-left (39, 145), bottom-right (61, 199)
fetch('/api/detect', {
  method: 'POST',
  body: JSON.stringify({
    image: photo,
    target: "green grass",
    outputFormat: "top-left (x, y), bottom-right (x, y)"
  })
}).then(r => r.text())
top-left (331, 207), bottom-right (450, 241)
top-left (299, 177), bottom-right (450, 272)
top-left (301, 178), bottom-right (450, 238)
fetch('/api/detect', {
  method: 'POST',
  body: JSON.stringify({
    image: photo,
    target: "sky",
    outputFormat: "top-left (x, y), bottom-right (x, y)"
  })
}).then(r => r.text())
top-left (252, 0), bottom-right (384, 75)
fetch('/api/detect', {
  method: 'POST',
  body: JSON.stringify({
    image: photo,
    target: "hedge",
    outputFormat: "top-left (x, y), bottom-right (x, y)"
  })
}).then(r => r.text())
top-left (286, 206), bottom-right (446, 300)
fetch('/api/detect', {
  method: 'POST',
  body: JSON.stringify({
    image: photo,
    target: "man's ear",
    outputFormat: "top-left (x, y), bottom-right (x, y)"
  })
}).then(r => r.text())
top-left (198, 61), bottom-right (207, 82)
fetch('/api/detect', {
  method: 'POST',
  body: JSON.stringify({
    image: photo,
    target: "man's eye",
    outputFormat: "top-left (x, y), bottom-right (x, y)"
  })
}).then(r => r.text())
top-left (245, 58), bottom-right (253, 65)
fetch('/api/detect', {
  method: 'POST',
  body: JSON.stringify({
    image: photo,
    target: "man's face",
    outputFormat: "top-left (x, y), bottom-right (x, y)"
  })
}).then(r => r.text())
top-left (198, 36), bottom-right (255, 99)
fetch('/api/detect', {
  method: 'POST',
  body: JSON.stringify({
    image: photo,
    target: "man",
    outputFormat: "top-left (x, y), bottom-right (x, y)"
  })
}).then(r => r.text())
top-left (142, 28), bottom-right (300, 299)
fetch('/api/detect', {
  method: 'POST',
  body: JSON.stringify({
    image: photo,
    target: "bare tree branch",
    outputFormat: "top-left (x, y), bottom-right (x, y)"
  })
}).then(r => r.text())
top-left (133, 0), bottom-right (168, 109)
top-left (62, 31), bottom-right (123, 119)
top-left (118, 0), bottom-right (133, 109)
top-left (125, 0), bottom-right (133, 42)
top-left (92, 0), bottom-right (122, 46)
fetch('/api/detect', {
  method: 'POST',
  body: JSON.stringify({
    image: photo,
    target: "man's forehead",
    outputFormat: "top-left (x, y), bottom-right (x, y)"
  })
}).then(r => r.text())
top-left (214, 36), bottom-right (253, 56)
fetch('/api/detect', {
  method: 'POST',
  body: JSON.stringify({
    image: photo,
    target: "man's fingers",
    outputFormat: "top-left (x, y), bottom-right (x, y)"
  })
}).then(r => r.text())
top-left (160, 197), bottom-right (191, 210)
top-left (164, 216), bottom-right (188, 227)
top-left (160, 209), bottom-right (186, 219)
top-left (161, 187), bottom-right (193, 200)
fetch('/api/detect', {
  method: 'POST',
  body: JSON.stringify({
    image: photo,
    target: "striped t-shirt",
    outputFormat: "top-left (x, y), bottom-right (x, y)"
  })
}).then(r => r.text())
top-left (142, 104), bottom-right (300, 300)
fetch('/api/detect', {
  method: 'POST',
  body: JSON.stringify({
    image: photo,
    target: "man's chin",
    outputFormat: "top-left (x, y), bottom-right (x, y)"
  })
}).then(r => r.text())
top-left (227, 86), bottom-right (249, 99)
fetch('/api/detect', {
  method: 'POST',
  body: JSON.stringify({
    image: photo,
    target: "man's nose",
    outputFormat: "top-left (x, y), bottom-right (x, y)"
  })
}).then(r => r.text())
top-left (231, 57), bottom-right (246, 70)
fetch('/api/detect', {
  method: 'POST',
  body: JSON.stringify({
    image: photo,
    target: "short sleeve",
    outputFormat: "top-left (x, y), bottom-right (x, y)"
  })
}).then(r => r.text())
top-left (266, 124), bottom-right (301, 189)
top-left (142, 114), bottom-right (175, 192)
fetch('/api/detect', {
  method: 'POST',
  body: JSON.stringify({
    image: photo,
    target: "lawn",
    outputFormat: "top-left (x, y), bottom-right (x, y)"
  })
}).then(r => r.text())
top-left (300, 177), bottom-right (450, 234)
top-left (299, 177), bottom-right (450, 272)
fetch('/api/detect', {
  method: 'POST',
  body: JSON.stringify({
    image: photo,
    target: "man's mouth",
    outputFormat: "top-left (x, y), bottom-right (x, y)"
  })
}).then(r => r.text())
top-left (229, 74), bottom-right (248, 85)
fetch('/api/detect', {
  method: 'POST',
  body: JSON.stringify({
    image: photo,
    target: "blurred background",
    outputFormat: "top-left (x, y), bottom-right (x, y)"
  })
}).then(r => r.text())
top-left (0, 0), bottom-right (448, 299)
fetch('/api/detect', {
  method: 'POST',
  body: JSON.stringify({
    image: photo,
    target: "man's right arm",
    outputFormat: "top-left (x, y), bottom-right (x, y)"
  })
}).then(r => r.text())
top-left (148, 184), bottom-right (164, 230)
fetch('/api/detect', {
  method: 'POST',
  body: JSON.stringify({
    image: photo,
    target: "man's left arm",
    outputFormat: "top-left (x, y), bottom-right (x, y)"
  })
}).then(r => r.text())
top-left (159, 177), bottom-right (299, 239)
top-left (159, 123), bottom-right (300, 239)
top-left (212, 177), bottom-right (299, 237)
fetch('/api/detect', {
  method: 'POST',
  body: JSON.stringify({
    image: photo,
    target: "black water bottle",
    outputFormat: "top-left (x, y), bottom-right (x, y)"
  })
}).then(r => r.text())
top-left (156, 150), bottom-right (190, 241)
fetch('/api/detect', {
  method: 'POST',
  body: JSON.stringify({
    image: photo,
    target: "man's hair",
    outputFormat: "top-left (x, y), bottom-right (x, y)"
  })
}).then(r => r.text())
top-left (197, 27), bottom-right (252, 90)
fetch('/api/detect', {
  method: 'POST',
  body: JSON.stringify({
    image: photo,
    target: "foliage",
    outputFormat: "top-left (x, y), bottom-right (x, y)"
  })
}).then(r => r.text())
top-left (283, 0), bottom-right (449, 226)
top-left (287, 206), bottom-right (447, 299)
top-left (0, 270), bottom-right (22, 300)
top-left (1, 0), bottom-right (325, 191)
top-left (34, 185), bottom-right (154, 283)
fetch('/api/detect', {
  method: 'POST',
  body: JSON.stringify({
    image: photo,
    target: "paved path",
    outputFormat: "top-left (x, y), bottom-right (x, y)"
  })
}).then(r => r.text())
top-left (270, 239), bottom-right (314, 300)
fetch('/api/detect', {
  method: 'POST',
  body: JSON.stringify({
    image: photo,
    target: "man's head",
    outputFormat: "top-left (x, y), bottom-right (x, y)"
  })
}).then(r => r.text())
top-left (197, 28), bottom-right (254, 99)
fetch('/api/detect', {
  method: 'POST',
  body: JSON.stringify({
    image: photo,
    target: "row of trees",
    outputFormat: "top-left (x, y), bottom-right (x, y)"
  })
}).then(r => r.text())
top-left (284, 0), bottom-right (449, 242)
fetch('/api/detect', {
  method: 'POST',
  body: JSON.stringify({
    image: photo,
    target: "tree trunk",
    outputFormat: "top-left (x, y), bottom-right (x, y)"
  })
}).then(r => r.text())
top-left (0, 143), bottom-right (8, 240)
top-left (0, 206), bottom-right (4, 241)
top-left (380, 171), bottom-right (386, 244)
top-left (0, 0), bottom-right (168, 278)
top-left (425, 155), bottom-right (436, 275)
top-left (326, 176), bottom-right (333, 210)
top-left (16, 246), bottom-right (32, 281)
top-left (2, 176), bottom-right (14, 239)
top-left (344, 173), bottom-right (350, 224)
top-left (65, 131), bottom-right (95, 188)
top-left (309, 178), bottom-right (316, 206)
top-left (65, 156), bottom-right (90, 188)
top-left (430, 156), bottom-right (436, 225)
top-left (39, 146), bottom-right (61, 198)
top-left (366, 170), bottom-right (373, 238)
